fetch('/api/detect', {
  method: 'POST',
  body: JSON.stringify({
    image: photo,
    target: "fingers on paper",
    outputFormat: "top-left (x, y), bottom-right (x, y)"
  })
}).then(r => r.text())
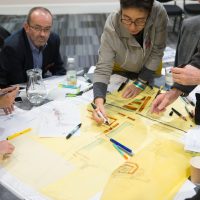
top-left (122, 85), bottom-right (141, 99)
top-left (151, 94), bottom-right (167, 114)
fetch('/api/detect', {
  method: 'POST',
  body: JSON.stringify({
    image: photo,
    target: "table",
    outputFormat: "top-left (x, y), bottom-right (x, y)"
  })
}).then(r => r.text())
top-left (0, 74), bottom-right (197, 200)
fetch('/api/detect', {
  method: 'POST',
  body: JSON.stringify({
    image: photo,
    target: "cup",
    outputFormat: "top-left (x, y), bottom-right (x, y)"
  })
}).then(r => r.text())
top-left (165, 67), bottom-right (174, 90)
top-left (190, 156), bottom-right (200, 185)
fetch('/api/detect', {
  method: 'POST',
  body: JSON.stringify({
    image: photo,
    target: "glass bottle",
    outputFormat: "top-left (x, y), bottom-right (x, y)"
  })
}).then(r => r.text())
top-left (26, 68), bottom-right (47, 105)
top-left (66, 57), bottom-right (77, 86)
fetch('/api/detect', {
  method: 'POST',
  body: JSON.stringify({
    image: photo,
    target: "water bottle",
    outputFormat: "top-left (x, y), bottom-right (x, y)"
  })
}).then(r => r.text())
top-left (66, 57), bottom-right (77, 86)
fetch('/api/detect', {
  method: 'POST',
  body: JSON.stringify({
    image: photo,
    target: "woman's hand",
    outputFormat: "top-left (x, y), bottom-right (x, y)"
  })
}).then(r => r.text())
top-left (92, 98), bottom-right (107, 125)
top-left (122, 84), bottom-right (142, 98)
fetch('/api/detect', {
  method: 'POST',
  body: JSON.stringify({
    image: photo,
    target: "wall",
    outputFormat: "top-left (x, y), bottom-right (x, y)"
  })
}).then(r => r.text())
top-left (0, 0), bottom-right (119, 15)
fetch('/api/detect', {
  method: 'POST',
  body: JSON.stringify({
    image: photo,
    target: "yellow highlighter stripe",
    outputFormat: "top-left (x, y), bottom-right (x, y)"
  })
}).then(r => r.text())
top-left (7, 128), bottom-right (32, 140)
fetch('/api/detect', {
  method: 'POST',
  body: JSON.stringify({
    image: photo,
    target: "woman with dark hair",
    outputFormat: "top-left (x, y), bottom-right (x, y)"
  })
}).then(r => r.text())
top-left (93, 0), bottom-right (168, 124)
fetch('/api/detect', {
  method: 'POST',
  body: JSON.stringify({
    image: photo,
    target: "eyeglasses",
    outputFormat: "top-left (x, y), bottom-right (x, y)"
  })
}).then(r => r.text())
top-left (121, 18), bottom-right (147, 27)
top-left (29, 25), bottom-right (51, 33)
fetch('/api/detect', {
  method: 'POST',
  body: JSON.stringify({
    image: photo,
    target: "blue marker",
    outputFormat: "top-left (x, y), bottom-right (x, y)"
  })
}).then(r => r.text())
top-left (110, 138), bottom-right (133, 156)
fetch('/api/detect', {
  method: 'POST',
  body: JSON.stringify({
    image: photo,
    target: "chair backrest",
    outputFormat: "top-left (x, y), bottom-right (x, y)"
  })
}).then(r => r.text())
top-left (183, 0), bottom-right (200, 15)
top-left (157, 0), bottom-right (176, 5)
top-left (0, 26), bottom-right (11, 49)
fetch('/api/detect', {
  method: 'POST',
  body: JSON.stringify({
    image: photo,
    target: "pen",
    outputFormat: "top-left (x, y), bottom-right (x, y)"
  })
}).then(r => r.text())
top-left (7, 128), bottom-right (32, 140)
top-left (113, 144), bottom-right (128, 160)
top-left (118, 78), bottom-right (129, 92)
top-left (154, 85), bottom-right (163, 99)
top-left (185, 105), bottom-right (194, 119)
top-left (84, 74), bottom-right (92, 83)
top-left (66, 123), bottom-right (82, 139)
top-left (78, 84), bottom-right (93, 94)
top-left (171, 107), bottom-right (187, 121)
top-left (110, 138), bottom-right (133, 156)
top-left (186, 97), bottom-right (195, 107)
top-left (91, 103), bottom-right (110, 125)
top-left (181, 96), bottom-right (189, 104)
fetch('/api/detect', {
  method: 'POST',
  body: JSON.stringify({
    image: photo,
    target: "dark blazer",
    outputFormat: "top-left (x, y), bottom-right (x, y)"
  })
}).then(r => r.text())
top-left (173, 48), bottom-right (200, 95)
top-left (0, 28), bottom-right (66, 87)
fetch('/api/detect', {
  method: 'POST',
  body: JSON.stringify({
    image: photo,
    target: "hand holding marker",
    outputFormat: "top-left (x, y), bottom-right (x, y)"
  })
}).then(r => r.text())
top-left (91, 103), bottom-right (109, 125)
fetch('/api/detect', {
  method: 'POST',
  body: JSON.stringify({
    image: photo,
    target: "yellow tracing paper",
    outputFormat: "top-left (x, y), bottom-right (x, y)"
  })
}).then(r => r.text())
top-left (0, 86), bottom-right (194, 200)
top-left (101, 139), bottom-right (191, 200)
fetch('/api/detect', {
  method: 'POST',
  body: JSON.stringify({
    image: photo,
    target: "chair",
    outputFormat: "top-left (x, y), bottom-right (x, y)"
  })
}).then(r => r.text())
top-left (0, 26), bottom-right (10, 49)
top-left (183, 0), bottom-right (200, 15)
top-left (158, 0), bottom-right (184, 32)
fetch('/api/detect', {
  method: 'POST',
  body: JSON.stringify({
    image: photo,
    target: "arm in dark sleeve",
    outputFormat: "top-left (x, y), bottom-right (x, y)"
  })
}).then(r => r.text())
top-left (190, 49), bottom-right (200, 69)
top-left (173, 48), bottom-right (200, 95)
top-left (173, 83), bottom-right (196, 95)
top-left (49, 34), bottom-right (66, 75)
top-left (0, 52), bottom-right (9, 87)
top-left (0, 46), bottom-right (26, 87)
top-left (138, 66), bottom-right (154, 82)
top-left (93, 82), bottom-right (107, 101)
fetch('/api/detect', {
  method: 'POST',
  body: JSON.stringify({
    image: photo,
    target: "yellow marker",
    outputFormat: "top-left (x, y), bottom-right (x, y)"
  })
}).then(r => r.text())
top-left (6, 128), bottom-right (32, 140)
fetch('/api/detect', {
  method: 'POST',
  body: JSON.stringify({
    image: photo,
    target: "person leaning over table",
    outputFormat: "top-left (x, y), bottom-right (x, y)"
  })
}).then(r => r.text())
top-left (0, 7), bottom-right (66, 88)
top-left (151, 49), bottom-right (200, 114)
top-left (174, 15), bottom-right (200, 67)
top-left (92, 0), bottom-right (168, 124)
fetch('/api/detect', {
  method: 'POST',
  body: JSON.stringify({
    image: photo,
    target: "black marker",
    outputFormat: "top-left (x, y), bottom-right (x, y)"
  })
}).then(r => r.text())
top-left (118, 78), bottom-right (129, 92)
top-left (66, 123), bottom-right (82, 139)
top-left (171, 107), bottom-right (187, 121)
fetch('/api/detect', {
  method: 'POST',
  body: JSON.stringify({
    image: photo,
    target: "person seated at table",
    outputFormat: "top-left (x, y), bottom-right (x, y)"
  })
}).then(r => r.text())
top-left (0, 7), bottom-right (66, 88)
top-left (92, 0), bottom-right (168, 124)
top-left (0, 85), bottom-right (19, 114)
top-left (0, 140), bottom-right (15, 160)
top-left (0, 86), bottom-right (18, 159)
top-left (175, 15), bottom-right (200, 67)
top-left (151, 50), bottom-right (200, 114)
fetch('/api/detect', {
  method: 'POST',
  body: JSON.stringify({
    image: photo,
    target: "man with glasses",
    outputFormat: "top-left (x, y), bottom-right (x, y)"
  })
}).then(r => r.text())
top-left (92, 0), bottom-right (168, 124)
top-left (0, 7), bottom-right (66, 87)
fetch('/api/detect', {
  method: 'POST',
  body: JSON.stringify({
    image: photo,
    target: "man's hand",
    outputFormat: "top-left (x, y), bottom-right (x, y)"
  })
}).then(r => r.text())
top-left (0, 86), bottom-right (19, 114)
top-left (151, 88), bottom-right (182, 114)
top-left (92, 98), bottom-right (107, 125)
top-left (122, 83), bottom-right (142, 98)
top-left (171, 65), bottom-right (200, 85)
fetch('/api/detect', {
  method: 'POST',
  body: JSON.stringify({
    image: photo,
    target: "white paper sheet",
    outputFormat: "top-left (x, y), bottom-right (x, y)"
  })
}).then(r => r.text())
top-left (174, 180), bottom-right (196, 200)
top-left (37, 101), bottom-right (81, 137)
top-left (184, 126), bottom-right (200, 152)
top-left (0, 107), bottom-right (37, 141)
